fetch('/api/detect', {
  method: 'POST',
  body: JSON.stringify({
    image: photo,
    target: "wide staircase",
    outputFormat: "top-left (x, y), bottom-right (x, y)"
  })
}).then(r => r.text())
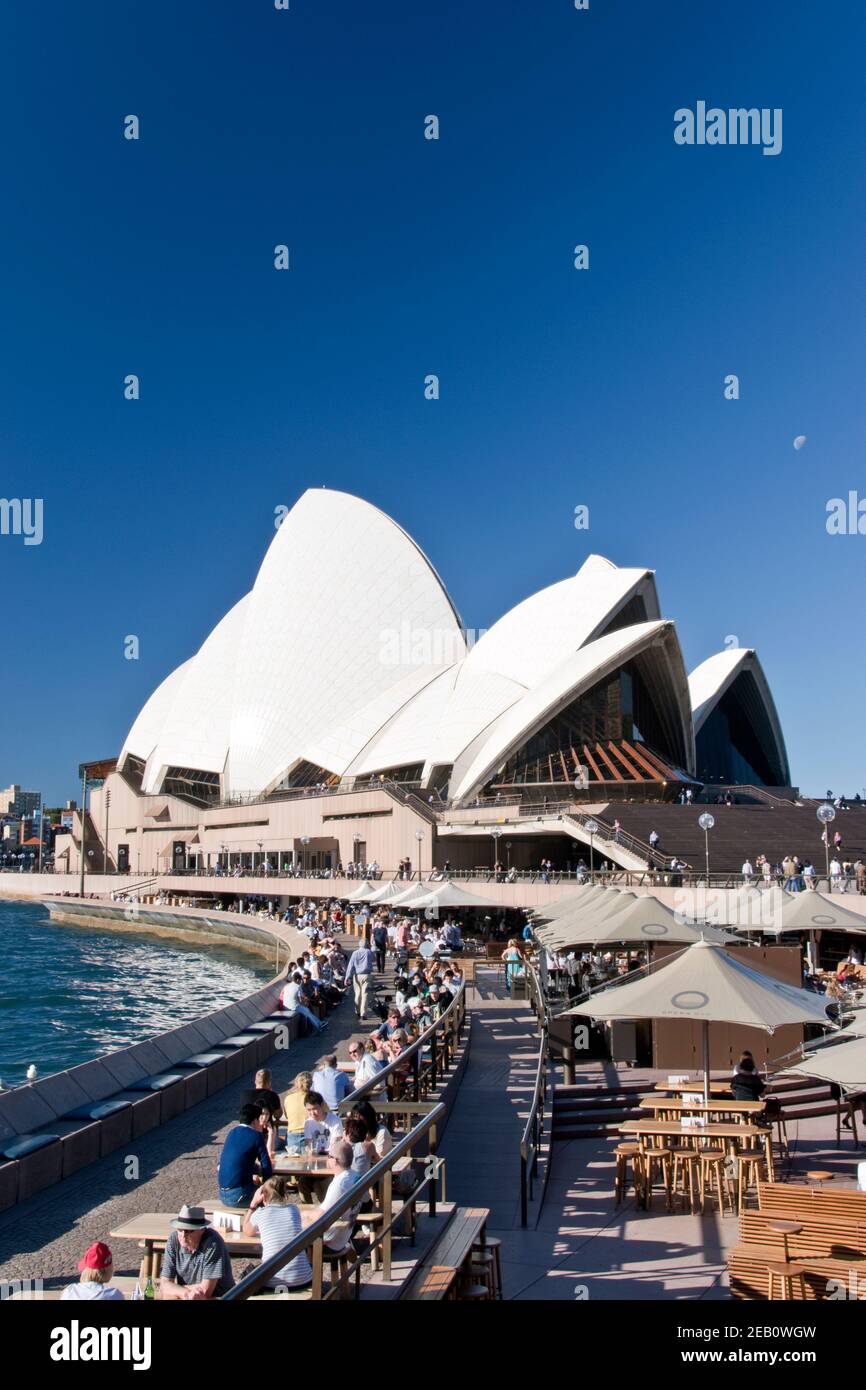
top-left (602, 801), bottom-right (866, 874)
top-left (551, 1074), bottom-right (846, 1143)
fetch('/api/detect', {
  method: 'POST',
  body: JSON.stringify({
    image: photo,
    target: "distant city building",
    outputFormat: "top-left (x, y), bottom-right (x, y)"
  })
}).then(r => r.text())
top-left (0, 785), bottom-right (41, 818)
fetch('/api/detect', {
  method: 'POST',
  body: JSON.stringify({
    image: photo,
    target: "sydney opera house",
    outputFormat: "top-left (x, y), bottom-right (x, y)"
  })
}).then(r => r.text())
top-left (56, 490), bottom-right (790, 880)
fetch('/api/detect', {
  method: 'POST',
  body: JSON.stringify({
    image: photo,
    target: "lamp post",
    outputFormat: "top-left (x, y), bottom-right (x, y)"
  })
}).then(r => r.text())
top-left (506, 840), bottom-right (512, 872)
top-left (491, 827), bottom-right (502, 874)
top-left (104, 788), bottom-right (111, 875)
top-left (301, 835), bottom-right (310, 877)
top-left (353, 832), bottom-right (361, 869)
top-left (415, 827), bottom-right (424, 879)
top-left (585, 818), bottom-right (599, 881)
top-left (257, 840), bottom-right (263, 876)
top-left (817, 802), bottom-right (836, 891)
top-left (78, 766), bottom-right (88, 898)
top-left (219, 842), bottom-right (226, 876)
top-left (698, 812), bottom-right (715, 883)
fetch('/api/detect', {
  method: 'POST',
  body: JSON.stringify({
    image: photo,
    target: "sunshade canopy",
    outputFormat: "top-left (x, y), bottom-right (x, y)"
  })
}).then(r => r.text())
top-left (566, 939), bottom-right (832, 1033)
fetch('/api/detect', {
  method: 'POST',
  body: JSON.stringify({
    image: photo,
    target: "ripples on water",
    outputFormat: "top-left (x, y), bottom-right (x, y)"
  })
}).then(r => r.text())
top-left (0, 900), bottom-right (272, 1086)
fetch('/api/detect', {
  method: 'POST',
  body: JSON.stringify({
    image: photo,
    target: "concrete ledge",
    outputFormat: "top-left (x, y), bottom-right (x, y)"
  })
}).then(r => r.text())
top-left (98, 1105), bottom-right (133, 1157)
top-left (0, 1161), bottom-right (19, 1212)
top-left (156, 1080), bottom-right (187, 1126)
top-left (59, 1122), bottom-right (102, 1178)
top-left (18, 1141), bottom-right (62, 1202)
top-left (182, 1069), bottom-right (209, 1111)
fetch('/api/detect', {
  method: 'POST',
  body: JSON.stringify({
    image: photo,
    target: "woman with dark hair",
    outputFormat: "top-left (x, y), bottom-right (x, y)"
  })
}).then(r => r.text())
top-left (350, 1101), bottom-right (393, 1158)
top-left (731, 1056), bottom-right (766, 1102)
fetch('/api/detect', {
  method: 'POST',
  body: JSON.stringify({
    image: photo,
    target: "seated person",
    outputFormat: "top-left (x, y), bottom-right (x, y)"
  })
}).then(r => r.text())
top-left (281, 971), bottom-right (326, 1033)
top-left (240, 1067), bottom-right (282, 1124)
top-left (350, 1101), bottom-right (393, 1159)
top-left (159, 1205), bottom-right (234, 1300)
top-left (61, 1242), bottom-right (125, 1301)
top-left (282, 1070), bottom-right (312, 1145)
top-left (342, 1115), bottom-right (373, 1176)
top-left (303, 1091), bottom-right (344, 1152)
top-left (372, 1006), bottom-right (404, 1043)
top-left (349, 1038), bottom-right (387, 1088)
top-left (218, 1102), bottom-right (273, 1207)
top-left (318, 1142), bottom-right (363, 1253)
top-left (730, 1057), bottom-right (766, 1102)
top-left (311, 1053), bottom-right (353, 1110)
top-left (243, 1177), bottom-right (313, 1292)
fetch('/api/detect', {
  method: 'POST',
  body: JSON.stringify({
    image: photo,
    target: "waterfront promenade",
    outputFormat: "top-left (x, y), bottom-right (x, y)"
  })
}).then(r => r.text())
top-left (0, 979), bottom-right (359, 1287)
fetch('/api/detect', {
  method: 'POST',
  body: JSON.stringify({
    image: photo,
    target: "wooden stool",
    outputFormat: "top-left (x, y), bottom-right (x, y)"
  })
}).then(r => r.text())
top-left (458, 1275), bottom-right (491, 1301)
top-left (766, 1260), bottom-right (807, 1300)
top-left (473, 1236), bottom-right (502, 1298)
top-left (672, 1150), bottom-right (702, 1213)
top-left (642, 1147), bottom-right (674, 1211)
top-left (614, 1143), bottom-right (643, 1206)
top-left (736, 1148), bottom-right (766, 1214)
top-left (806, 1169), bottom-right (834, 1187)
top-left (323, 1248), bottom-right (359, 1299)
top-left (469, 1251), bottom-right (498, 1299)
top-left (699, 1151), bottom-right (732, 1214)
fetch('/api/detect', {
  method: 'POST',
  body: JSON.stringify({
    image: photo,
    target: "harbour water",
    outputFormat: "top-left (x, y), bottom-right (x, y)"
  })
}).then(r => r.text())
top-left (0, 898), bottom-right (272, 1087)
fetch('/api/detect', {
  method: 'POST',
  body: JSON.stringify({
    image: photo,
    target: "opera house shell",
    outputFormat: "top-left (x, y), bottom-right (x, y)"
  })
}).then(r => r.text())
top-left (118, 490), bottom-right (790, 808)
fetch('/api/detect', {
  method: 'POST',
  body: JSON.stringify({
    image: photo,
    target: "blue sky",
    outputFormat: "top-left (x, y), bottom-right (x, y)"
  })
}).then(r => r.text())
top-left (1, 0), bottom-right (864, 805)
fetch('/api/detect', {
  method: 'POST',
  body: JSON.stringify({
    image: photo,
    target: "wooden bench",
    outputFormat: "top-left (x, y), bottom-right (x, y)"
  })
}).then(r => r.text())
top-left (728, 1198), bottom-right (866, 1299)
top-left (400, 1205), bottom-right (490, 1300)
top-left (758, 1179), bottom-right (866, 1220)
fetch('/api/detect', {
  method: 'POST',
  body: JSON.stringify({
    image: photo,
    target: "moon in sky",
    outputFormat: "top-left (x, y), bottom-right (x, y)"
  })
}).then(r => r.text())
top-left (793, 435), bottom-right (807, 450)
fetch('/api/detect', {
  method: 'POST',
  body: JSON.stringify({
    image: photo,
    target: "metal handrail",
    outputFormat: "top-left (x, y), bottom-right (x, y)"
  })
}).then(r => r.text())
top-left (346, 983), bottom-right (467, 1108)
top-left (221, 1101), bottom-right (446, 1300)
top-left (519, 966), bottom-right (550, 1227)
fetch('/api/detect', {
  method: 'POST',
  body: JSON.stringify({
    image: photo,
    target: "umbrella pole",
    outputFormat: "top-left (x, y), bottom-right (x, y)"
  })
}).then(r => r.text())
top-left (702, 1019), bottom-right (710, 1103)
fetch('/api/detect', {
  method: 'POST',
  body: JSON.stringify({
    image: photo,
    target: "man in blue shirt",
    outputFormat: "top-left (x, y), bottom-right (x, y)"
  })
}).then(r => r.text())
top-left (311, 1054), bottom-right (353, 1110)
top-left (345, 939), bottom-right (377, 1020)
top-left (218, 1102), bottom-right (273, 1207)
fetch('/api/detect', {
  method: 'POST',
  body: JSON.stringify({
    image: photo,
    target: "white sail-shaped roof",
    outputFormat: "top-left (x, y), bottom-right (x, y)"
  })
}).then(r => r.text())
top-left (119, 492), bottom-right (788, 807)
top-left (689, 647), bottom-right (790, 785)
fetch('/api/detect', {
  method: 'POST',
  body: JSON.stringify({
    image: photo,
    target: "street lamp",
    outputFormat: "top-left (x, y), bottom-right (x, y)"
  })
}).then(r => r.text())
top-left (352, 832), bottom-right (361, 868)
top-left (584, 818), bottom-right (599, 880)
top-left (490, 827), bottom-right (502, 873)
top-left (506, 839), bottom-right (512, 872)
top-left (415, 827), bottom-right (424, 879)
top-left (698, 812), bottom-right (715, 882)
top-left (256, 840), bottom-right (263, 875)
top-left (301, 835), bottom-right (310, 876)
top-left (817, 802), bottom-right (836, 891)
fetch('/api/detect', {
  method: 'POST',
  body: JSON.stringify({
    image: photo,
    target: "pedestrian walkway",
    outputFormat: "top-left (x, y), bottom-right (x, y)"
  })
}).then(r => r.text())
top-left (437, 967), bottom-right (545, 1231)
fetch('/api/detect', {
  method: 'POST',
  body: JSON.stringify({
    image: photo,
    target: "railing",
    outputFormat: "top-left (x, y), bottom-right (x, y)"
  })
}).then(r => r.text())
top-left (519, 966), bottom-right (550, 1227)
top-left (221, 1102), bottom-right (446, 1300)
top-left (346, 982), bottom-right (467, 1108)
top-left (221, 985), bottom-right (468, 1301)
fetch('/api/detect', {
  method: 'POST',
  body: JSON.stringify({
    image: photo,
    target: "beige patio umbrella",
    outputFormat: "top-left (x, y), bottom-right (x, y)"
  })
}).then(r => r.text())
top-left (410, 880), bottom-right (502, 910)
top-left (362, 880), bottom-right (410, 905)
top-left (537, 891), bottom-right (639, 943)
top-left (567, 939), bottom-right (833, 1100)
top-left (386, 882), bottom-right (431, 908)
top-left (544, 894), bottom-right (737, 950)
top-left (737, 890), bottom-right (866, 974)
top-left (780, 1033), bottom-right (866, 1092)
top-left (532, 885), bottom-right (611, 925)
top-left (346, 881), bottom-right (381, 904)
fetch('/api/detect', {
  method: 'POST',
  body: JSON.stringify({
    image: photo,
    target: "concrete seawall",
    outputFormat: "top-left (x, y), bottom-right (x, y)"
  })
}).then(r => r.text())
top-left (42, 898), bottom-right (308, 967)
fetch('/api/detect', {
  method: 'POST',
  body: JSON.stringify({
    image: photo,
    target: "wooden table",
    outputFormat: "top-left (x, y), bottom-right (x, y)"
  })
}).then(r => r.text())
top-left (618, 1118), bottom-right (775, 1181)
top-left (653, 1080), bottom-right (734, 1096)
top-left (639, 1096), bottom-right (765, 1121)
top-left (109, 1205), bottom-right (327, 1283)
top-left (272, 1154), bottom-right (334, 1180)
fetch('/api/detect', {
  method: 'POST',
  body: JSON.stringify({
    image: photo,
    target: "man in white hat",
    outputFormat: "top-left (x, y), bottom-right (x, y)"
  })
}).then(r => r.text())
top-left (159, 1205), bottom-right (234, 1300)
